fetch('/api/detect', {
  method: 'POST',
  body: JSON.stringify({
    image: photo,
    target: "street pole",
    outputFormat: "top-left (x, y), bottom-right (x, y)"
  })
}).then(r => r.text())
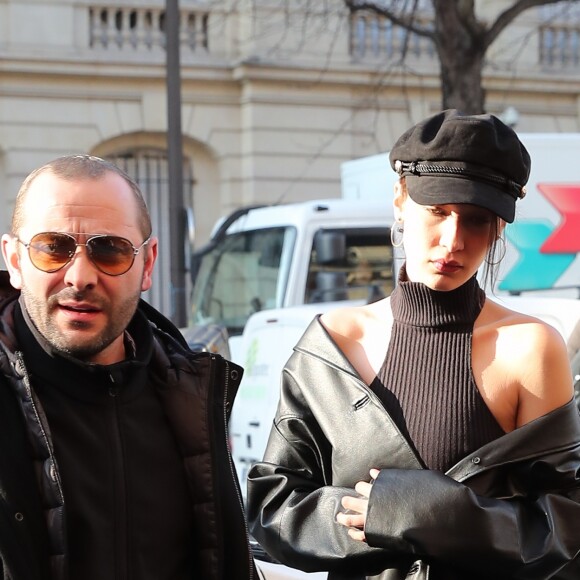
top-left (165, 0), bottom-right (187, 327)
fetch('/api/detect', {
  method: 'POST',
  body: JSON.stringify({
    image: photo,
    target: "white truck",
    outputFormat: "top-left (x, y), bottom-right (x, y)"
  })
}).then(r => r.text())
top-left (184, 133), bottom-right (580, 579)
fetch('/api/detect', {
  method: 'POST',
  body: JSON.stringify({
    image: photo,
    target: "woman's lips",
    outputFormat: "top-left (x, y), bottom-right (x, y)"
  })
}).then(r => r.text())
top-left (433, 260), bottom-right (462, 273)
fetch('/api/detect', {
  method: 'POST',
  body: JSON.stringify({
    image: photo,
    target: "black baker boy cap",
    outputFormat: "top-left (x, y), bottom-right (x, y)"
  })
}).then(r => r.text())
top-left (389, 109), bottom-right (531, 223)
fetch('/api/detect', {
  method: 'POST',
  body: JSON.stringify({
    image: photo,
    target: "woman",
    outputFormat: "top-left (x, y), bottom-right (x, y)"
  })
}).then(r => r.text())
top-left (246, 110), bottom-right (580, 579)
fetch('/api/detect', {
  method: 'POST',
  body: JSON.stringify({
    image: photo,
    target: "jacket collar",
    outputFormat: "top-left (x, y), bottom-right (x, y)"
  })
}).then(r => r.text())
top-left (0, 270), bottom-right (17, 303)
top-left (294, 315), bottom-right (361, 379)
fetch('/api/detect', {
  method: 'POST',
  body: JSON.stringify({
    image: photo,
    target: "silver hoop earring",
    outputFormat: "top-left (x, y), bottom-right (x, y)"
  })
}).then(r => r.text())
top-left (390, 221), bottom-right (404, 248)
top-left (485, 235), bottom-right (507, 266)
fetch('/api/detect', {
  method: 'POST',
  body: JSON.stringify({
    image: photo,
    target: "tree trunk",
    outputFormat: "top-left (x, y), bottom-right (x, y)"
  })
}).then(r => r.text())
top-left (432, 0), bottom-right (486, 114)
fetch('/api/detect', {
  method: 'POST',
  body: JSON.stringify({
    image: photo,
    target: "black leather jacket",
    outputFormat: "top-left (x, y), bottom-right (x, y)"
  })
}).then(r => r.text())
top-left (0, 272), bottom-right (256, 580)
top-left (247, 316), bottom-right (580, 579)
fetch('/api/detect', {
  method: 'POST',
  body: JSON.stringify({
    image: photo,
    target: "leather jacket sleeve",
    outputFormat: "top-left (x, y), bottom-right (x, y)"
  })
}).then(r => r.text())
top-left (366, 460), bottom-right (580, 579)
top-left (247, 365), bottom-right (425, 576)
top-left (248, 444), bottom-right (400, 576)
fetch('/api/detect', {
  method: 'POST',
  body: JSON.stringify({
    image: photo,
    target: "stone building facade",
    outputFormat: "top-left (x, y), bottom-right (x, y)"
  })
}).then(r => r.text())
top-left (1, 0), bottom-right (579, 317)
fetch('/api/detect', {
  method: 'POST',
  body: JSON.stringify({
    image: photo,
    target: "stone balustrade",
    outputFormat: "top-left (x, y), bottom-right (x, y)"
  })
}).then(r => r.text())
top-left (88, 4), bottom-right (210, 53)
top-left (349, 11), bottom-right (436, 61)
top-left (350, 9), bottom-right (580, 70)
top-left (82, 4), bottom-right (580, 70)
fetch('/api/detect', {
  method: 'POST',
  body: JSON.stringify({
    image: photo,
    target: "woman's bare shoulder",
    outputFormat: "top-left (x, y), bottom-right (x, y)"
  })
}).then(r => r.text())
top-left (478, 297), bottom-right (573, 427)
top-left (320, 297), bottom-right (392, 338)
top-left (320, 298), bottom-right (393, 383)
top-left (481, 297), bottom-right (565, 340)
top-left (479, 297), bottom-right (571, 370)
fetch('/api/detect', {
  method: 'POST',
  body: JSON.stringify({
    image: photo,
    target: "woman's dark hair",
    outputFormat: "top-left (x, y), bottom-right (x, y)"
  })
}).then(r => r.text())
top-left (481, 219), bottom-right (504, 293)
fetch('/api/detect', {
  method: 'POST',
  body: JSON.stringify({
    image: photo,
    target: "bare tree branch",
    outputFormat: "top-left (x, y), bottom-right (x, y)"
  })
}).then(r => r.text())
top-left (485, 0), bottom-right (571, 48)
top-left (345, 0), bottom-right (436, 39)
top-left (338, 0), bottom-right (577, 112)
top-left (448, 0), bottom-right (485, 38)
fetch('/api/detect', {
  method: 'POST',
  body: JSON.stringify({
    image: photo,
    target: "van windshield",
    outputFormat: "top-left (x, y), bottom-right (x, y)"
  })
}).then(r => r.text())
top-left (189, 227), bottom-right (296, 336)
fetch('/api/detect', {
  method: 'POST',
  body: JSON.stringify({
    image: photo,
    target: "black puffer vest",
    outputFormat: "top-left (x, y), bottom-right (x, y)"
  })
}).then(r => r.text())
top-left (0, 271), bottom-right (256, 580)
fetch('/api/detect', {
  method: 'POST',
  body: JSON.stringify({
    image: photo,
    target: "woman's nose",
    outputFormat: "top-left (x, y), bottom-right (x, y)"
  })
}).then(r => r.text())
top-left (439, 217), bottom-right (464, 252)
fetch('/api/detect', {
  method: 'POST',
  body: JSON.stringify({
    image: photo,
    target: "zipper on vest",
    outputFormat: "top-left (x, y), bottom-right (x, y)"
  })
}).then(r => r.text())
top-left (107, 372), bottom-right (128, 580)
top-left (217, 356), bottom-right (254, 580)
top-left (108, 370), bottom-right (120, 397)
top-left (353, 395), bottom-right (370, 410)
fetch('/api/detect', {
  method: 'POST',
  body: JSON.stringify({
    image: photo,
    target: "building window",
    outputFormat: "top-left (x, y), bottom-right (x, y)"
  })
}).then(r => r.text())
top-left (539, 2), bottom-right (580, 67)
top-left (349, 7), bottom-right (435, 61)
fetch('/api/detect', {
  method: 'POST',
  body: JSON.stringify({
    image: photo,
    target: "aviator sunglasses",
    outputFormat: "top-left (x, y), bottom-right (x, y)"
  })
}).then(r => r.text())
top-left (16, 232), bottom-right (151, 276)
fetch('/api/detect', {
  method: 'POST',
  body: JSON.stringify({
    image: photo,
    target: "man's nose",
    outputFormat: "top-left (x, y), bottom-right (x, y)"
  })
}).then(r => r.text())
top-left (62, 245), bottom-right (98, 289)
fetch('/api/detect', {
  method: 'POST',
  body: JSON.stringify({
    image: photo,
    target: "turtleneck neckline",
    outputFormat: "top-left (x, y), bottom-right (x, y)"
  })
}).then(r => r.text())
top-left (391, 265), bottom-right (485, 328)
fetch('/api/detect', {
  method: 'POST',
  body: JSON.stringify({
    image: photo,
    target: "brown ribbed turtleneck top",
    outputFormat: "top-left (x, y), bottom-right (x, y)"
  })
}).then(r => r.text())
top-left (370, 269), bottom-right (505, 472)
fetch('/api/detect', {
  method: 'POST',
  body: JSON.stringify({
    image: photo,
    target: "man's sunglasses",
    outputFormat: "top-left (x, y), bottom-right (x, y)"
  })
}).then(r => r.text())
top-left (16, 232), bottom-right (151, 276)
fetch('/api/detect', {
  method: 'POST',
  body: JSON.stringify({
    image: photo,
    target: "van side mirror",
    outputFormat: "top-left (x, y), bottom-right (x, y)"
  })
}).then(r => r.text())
top-left (315, 232), bottom-right (346, 265)
top-left (310, 271), bottom-right (348, 303)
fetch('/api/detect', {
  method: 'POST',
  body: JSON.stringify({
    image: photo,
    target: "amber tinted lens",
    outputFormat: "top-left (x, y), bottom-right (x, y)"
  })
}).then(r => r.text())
top-left (86, 235), bottom-right (135, 275)
top-left (28, 233), bottom-right (76, 272)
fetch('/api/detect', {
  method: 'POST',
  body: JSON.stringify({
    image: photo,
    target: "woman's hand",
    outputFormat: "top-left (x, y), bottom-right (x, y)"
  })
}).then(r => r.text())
top-left (336, 469), bottom-right (379, 542)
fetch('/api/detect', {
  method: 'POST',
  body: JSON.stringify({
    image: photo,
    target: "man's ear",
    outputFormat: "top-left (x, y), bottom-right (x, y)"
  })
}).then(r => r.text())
top-left (141, 236), bottom-right (158, 292)
top-left (1, 234), bottom-right (23, 289)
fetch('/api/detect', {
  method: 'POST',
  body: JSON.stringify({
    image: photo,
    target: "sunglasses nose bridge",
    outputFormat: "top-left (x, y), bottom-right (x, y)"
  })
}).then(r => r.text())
top-left (69, 240), bottom-right (88, 258)
top-left (58, 241), bottom-right (92, 273)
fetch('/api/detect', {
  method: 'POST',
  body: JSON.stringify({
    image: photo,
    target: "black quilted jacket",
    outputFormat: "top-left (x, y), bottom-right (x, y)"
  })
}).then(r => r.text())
top-left (0, 271), bottom-right (256, 580)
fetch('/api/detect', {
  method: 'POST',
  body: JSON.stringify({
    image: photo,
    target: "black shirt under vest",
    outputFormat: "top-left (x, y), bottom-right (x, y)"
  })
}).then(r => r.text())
top-left (15, 300), bottom-right (195, 580)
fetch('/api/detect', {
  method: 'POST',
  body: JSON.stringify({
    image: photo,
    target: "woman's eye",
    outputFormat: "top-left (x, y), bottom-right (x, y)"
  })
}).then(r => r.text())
top-left (428, 207), bottom-right (446, 216)
top-left (468, 215), bottom-right (493, 227)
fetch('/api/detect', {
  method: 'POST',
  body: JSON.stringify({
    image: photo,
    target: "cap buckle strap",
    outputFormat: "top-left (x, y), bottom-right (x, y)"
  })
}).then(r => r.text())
top-left (394, 160), bottom-right (526, 200)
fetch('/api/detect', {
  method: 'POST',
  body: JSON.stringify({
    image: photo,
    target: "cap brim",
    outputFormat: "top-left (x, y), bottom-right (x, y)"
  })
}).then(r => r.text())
top-left (404, 175), bottom-right (515, 223)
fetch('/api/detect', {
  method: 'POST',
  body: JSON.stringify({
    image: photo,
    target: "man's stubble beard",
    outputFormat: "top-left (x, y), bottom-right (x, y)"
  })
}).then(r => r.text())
top-left (21, 286), bottom-right (142, 361)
